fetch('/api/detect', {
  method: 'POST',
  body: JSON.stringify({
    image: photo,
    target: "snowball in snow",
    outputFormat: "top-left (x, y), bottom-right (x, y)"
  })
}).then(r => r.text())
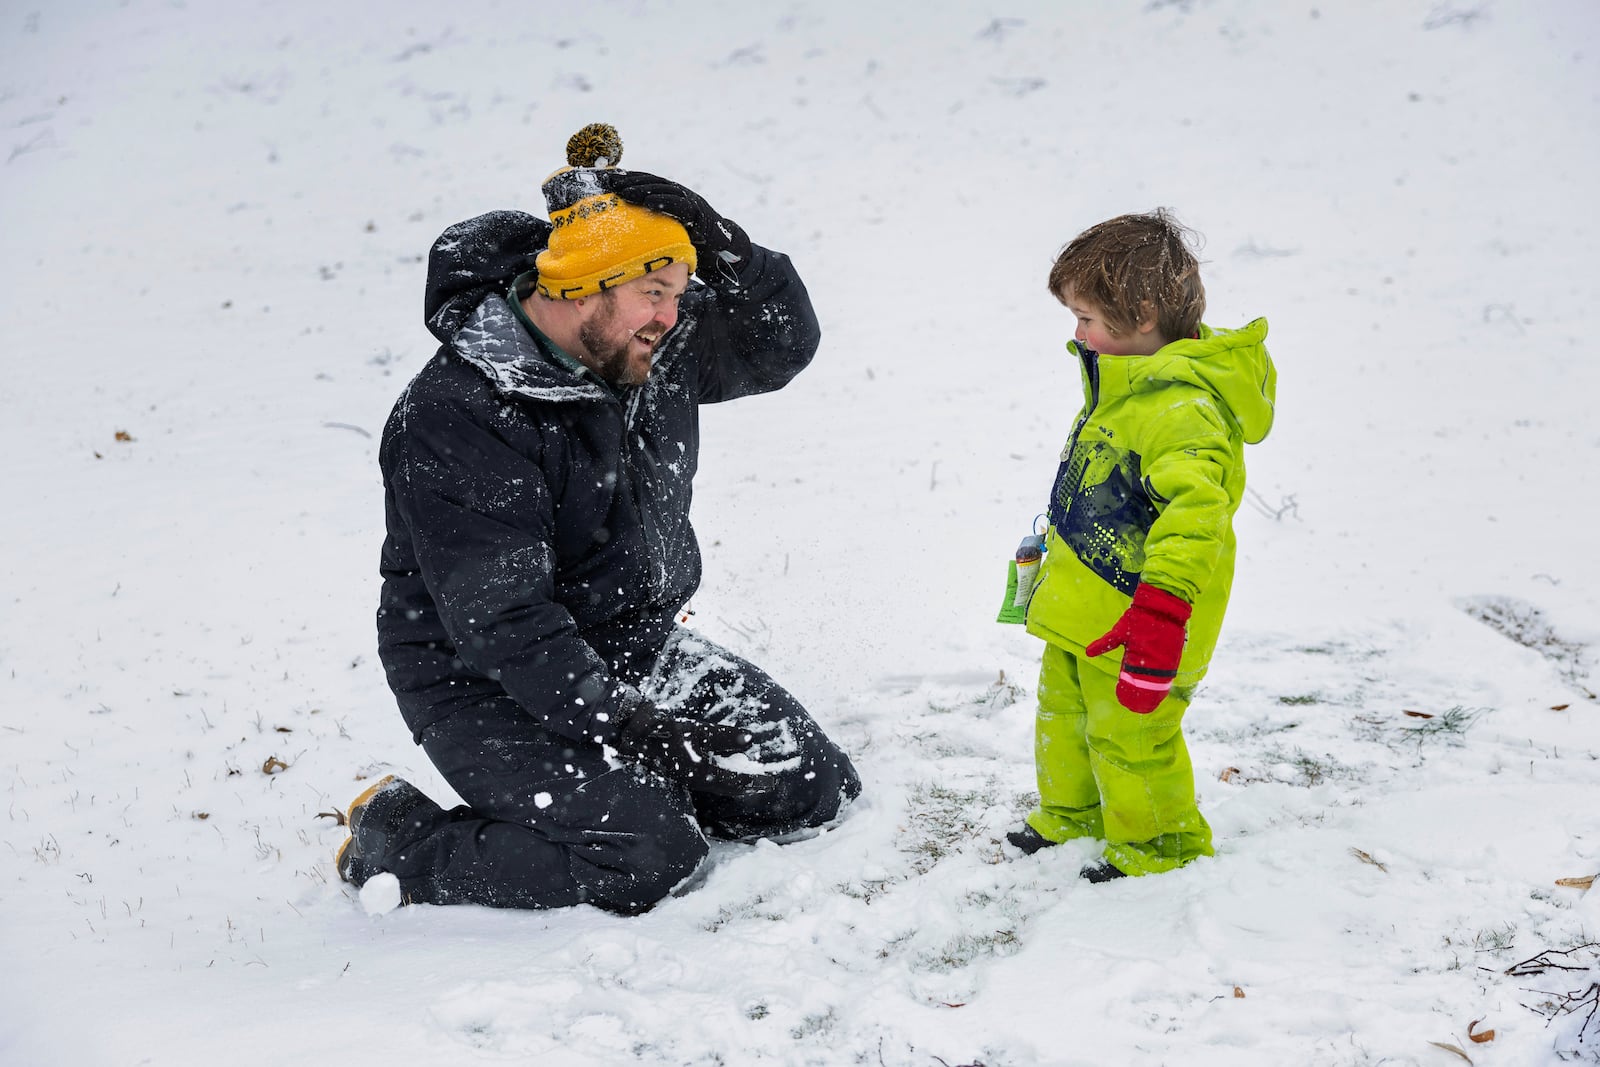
top-left (359, 872), bottom-right (403, 916)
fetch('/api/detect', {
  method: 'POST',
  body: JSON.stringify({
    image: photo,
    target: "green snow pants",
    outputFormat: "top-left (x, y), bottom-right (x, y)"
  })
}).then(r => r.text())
top-left (1025, 641), bottom-right (1214, 876)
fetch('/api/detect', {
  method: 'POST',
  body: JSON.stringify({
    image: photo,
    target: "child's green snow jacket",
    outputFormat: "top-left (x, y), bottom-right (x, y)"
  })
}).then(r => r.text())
top-left (1025, 319), bottom-right (1275, 684)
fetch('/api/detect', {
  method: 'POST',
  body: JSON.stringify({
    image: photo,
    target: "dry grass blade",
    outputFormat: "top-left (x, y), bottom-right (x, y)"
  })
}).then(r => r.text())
top-left (1556, 875), bottom-right (1596, 890)
top-left (1427, 1040), bottom-right (1471, 1063)
top-left (1350, 847), bottom-right (1389, 872)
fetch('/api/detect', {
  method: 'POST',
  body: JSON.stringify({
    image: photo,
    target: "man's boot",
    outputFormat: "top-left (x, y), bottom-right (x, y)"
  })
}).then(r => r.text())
top-left (349, 775), bottom-right (441, 854)
top-left (334, 775), bottom-right (442, 886)
top-left (335, 835), bottom-right (380, 887)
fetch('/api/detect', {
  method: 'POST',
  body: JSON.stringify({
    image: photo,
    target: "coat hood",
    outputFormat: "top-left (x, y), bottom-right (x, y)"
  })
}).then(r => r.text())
top-left (424, 210), bottom-right (552, 344)
top-left (1135, 317), bottom-right (1275, 444)
top-left (450, 295), bottom-right (616, 404)
top-left (422, 209), bottom-right (621, 405)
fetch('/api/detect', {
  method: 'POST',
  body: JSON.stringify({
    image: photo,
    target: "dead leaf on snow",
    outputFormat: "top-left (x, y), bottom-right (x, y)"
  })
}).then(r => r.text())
top-left (1219, 767), bottom-right (1242, 782)
top-left (1232, 986), bottom-right (1245, 998)
top-left (1350, 847), bottom-right (1389, 872)
top-left (1403, 709), bottom-right (1434, 719)
top-left (193, 812), bottom-right (210, 820)
top-left (1427, 1040), bottom-right (1472, 1063)
top-left (114, 430), bottom-right (134, 442)
top-left (1467, 1020), bottom-right (1495, 1044)
top-left (262, 756), bottom-right (289, 775)
top-left (1556, 875), bottom-right (1597, 890)
top-left (1552, 703), bottom-right (1571, 711)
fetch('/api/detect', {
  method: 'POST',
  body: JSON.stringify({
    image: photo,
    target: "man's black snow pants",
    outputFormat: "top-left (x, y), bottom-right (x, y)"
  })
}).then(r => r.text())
top-left (371, 628), bottom-right (861, 913)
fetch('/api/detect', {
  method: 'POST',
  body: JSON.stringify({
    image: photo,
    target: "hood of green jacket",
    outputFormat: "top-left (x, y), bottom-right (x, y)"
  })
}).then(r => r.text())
top-left (1124, 317), bottom-right (1275, 444)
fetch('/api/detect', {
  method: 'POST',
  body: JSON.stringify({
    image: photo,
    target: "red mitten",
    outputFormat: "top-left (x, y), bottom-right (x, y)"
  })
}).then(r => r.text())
top-left (1084, 584), bottom-right (1192, 713)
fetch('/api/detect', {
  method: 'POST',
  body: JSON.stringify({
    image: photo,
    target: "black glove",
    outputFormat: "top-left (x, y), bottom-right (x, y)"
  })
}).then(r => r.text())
top-left (612, 701), bottom-right (757, 796)
top-left (604, 170), bottom-right (753, 287)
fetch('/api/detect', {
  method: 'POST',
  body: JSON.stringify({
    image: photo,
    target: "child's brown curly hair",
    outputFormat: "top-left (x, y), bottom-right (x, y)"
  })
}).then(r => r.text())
top-left (1047, 209), bottom-right (1206, 343)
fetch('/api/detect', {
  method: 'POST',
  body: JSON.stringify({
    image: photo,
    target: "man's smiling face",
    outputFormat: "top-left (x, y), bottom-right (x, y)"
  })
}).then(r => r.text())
top-left (576, 263), bottom-right (690, 387)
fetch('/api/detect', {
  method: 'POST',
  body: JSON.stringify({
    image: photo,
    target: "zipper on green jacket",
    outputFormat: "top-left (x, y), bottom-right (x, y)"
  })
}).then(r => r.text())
top-left (1047, 341), bottom-right (1101, 529)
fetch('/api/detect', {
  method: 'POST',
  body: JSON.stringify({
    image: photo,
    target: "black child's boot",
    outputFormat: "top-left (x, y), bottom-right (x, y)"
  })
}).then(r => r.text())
top-left (1079, 859), bottom-right (1129, 883)
top-left (1004, 824), bottom-right (1061, 856)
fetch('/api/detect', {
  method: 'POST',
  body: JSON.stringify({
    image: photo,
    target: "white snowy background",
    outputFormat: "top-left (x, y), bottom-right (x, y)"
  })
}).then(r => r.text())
top-left (4, 1), bottom-right (1600, 1064)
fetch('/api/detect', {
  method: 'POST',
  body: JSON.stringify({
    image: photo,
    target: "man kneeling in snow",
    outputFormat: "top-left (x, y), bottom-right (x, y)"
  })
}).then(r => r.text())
top-left (335, 124), bottom-right (859, 914)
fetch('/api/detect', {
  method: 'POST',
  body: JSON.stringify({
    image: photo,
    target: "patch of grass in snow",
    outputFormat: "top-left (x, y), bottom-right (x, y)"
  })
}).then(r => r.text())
top-left (917, 926), bottom-right (1021, 973)
top-left (912, 736), bottom-right (1001, 760)
top-left (1441, 921), bottom-right (1520, 966)
top-left (900, 781), bottom-right (1004, 873)
top-left (910, 885), bottom-right (1030, 976)
top-left (840, 781), bottom-right (1024, 903)
top-left (925, 670), bottom-right (1029, 714)
top-left (1460, 594), bottom-right (1597, 699)
top-left (1196, 716), bottom-right (1303, 745)
top-left (1260, 747), bottom-right (1366, 787)
top-left (1474, 922), bottom-right (1520, 953)
top-left (459, 1021), bottom-right (495, 1049)
top-left (1436, 922), bottom-right (1533, 974)
top-left (700, 893), bottom-right (785, 932)
top-left (789, 1007), bottom-right (836, 1041)
top-left (873, 929), bottom-right (916, 960)
top-left (838, 877), bottom-right (898, 904)
top-left (1351, 706), bottom-right (1484, 751)
top-left (1288, 641), bottom-right (1388, 661)
top-left (1394, 706), bottom-right (1482, 747)
top-left (629, 1040), bottom-right (671, 1061)
top-left (32, 835), bottom-right (63, 864)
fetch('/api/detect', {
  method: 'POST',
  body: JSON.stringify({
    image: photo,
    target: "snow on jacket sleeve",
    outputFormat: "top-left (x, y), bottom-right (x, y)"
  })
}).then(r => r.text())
top-left (690, 242), bottom-right (821, 403)
top-left (1134, 390), bottom-right (1238, 605)
top-left (382, 387), bottom-right (638, 747)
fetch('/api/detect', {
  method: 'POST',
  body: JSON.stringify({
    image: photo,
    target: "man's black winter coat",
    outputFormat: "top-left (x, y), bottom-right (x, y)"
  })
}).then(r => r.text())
top-left (376, 211), bottom-right (820, 744)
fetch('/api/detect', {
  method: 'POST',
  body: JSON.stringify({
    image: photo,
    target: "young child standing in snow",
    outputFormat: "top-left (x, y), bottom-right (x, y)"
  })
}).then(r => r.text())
top-left (1004, 210), bottom-right (1275, 881)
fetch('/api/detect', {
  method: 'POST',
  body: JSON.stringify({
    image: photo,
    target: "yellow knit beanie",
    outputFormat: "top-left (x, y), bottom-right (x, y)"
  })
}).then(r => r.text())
top-left (534, 124), bottom-right (697, 300)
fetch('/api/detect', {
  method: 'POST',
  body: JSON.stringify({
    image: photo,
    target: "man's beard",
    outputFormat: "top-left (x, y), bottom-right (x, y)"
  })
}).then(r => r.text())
top-left (579, 294), bottom-right (655, 388)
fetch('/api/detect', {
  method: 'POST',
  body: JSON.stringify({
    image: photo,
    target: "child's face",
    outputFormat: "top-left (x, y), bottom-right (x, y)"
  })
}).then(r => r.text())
top-left (1058, 286), bottom-right (1167, 356)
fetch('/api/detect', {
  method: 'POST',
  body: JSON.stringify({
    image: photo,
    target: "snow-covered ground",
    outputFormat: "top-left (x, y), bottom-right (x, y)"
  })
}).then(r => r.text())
top-left (4, 1), bottom-right (1600, 1064)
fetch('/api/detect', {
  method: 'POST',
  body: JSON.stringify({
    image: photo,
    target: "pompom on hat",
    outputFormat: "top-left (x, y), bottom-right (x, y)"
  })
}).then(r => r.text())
top-left (533, 123), bottom-right (696, 300)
